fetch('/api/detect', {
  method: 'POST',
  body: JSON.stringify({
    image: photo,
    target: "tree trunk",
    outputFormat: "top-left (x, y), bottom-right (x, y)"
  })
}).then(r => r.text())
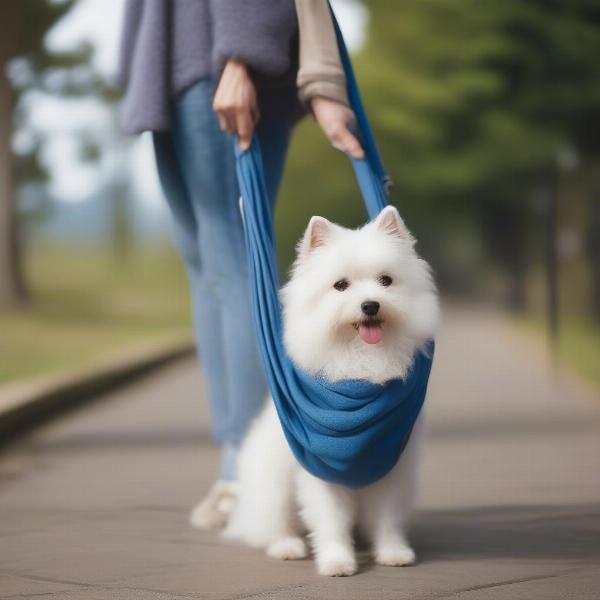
top-left (480, 198), bottom-right (529, 312)
top-left (543, 175), bottom-right (559, 343)
top-left (586, 188), bottom-right (600, 326)
top-left (0, 4), bottom-right (27, 309)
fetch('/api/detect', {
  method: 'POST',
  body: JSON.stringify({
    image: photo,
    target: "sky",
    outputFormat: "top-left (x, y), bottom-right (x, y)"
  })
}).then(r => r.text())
top-left (29, 0), bottom-right (368, 209)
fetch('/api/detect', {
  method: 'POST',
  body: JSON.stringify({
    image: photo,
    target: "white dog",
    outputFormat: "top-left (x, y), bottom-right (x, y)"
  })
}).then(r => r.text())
top-left (223, 205), bottom-right (439, 576)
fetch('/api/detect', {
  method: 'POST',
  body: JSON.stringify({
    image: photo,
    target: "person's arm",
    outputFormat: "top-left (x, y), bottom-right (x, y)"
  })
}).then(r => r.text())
top-left (210, 1), bottom-right (297, 150)
top-left (295, 0), bottom-right (364, 159)
top-left (296, 0), bottom-right (347, 107)
top-left (211, 0), bottom-right (363, 158)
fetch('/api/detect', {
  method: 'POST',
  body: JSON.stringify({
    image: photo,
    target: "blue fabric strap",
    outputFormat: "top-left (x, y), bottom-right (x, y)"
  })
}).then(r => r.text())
top-left (234, 8), bottom-right (435, 488)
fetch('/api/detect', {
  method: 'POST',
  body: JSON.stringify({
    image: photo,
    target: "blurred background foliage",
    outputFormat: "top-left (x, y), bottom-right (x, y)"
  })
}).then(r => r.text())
top-left (1, 0), bottom-right (599, 386)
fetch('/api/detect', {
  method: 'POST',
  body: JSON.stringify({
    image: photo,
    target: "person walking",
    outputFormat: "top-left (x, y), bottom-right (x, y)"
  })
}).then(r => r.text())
top-left (117, 0), bottom-right (363, 528)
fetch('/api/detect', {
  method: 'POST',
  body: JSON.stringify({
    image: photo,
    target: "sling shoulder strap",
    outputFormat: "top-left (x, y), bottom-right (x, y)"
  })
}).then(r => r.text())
top-left (233, 5), bottom-right (435, 488)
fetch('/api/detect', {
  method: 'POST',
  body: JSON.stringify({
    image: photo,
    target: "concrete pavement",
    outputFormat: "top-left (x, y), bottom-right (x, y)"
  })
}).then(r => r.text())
top-left (1, 307), bottom-right (599, 599)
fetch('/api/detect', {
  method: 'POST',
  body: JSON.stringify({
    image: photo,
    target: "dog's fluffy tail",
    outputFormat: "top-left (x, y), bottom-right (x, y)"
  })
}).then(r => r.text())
top-left (222, 402), bottom-right (301, 547)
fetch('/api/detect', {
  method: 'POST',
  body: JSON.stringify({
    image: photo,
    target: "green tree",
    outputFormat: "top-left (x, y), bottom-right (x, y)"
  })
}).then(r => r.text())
top-left (353, 0), bottom-right (600, 309)
top-left (0, 0), bottom-right (115, 308)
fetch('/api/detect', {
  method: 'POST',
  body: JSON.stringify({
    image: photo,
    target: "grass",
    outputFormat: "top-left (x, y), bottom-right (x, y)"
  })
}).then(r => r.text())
top-left (0, 242), bottom-right (191, 385)
top-left (517, 313), bottom-right (600, 388)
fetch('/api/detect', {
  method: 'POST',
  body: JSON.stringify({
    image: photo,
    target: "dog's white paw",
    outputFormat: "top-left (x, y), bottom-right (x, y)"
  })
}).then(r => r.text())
top-left (267, 536), bottom-right (308, 560)
top-left (316, 543), bottom-right (357, 576)
top-left (375, 544), bottom-right (416, 567)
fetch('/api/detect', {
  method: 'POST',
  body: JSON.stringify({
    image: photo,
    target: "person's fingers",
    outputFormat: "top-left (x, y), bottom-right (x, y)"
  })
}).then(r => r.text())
top-left (216, 111), bottom-right (229, 132)
top-left (331, 126), bottom-right (365, 159)
top-left (218, 108), bottom-right (237, 134)
top-left (310, 96), bottom-right (366, 159)
top-left (251, 105), bottom-right (261, 126)
top-left (226, 110), bottom-right (238, 134)
top-left (236, 108), bottom-right (255, 150)
top-left (338, 127), bottom-right (365, 159)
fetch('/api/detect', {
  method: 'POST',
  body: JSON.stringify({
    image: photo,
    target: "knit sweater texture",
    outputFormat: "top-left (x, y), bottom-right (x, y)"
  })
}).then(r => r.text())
top-left (117, 0), bottom-right (299, 133)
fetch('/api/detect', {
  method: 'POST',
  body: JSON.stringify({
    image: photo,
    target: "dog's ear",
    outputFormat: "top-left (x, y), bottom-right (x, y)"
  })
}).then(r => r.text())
top-left (299, 216), bottom-right (333, 255)
top-left (374, 206), bottom-right (413, 242)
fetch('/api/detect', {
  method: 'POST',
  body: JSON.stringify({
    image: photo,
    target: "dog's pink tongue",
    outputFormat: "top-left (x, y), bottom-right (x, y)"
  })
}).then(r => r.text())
top-left (358, 323), bottom-right (383, 344)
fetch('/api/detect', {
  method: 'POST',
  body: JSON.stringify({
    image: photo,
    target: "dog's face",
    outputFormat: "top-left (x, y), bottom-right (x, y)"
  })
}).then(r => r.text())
top-left (281, 206), bottom-right (439, 384)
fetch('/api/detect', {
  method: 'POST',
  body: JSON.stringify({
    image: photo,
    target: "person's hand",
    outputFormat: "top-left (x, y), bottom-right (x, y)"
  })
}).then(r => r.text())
top-left (310, 96), bottom-right (364, 159)
top-left (213, 59), bottom-right (259, 150)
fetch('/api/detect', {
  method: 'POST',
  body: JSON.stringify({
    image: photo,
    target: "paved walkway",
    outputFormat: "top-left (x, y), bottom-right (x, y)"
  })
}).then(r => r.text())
top-left (1, 307), bottom-right (599, 599)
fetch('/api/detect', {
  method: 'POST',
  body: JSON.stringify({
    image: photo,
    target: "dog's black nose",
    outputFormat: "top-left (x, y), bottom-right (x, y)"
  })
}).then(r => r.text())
top-left (361, 300), bottom-right (380, 316)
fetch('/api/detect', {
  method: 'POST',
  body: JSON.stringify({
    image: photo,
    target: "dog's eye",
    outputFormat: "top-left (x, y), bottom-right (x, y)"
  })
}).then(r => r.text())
top-left (333, 278), bottom-right (349, 292)
top-left (379, 274), bottom-right (393, 287)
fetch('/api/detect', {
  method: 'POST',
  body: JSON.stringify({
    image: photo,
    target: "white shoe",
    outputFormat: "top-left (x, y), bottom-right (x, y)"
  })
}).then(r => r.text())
top-left (189, 480), bottom-right (240, 530)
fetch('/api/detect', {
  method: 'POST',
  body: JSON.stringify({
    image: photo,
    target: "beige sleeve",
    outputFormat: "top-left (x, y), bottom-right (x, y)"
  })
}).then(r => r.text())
top-left (295, 0), bottom-right (349, 107)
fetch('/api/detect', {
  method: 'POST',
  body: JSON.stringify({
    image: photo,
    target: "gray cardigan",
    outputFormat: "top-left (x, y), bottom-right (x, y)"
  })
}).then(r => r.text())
top-left (117, 0), bottom-right (299, 134)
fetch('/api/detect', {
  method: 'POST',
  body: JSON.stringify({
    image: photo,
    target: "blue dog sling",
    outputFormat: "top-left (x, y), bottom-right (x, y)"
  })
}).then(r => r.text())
top-left (234, 8), bottom-right (435, 488)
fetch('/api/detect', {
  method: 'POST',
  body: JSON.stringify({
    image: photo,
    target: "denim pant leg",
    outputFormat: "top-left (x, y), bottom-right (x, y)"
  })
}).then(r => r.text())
top-left (153, 129), bottom-right (232, 446)
top-left (152, 79), bottom-right (291, 458)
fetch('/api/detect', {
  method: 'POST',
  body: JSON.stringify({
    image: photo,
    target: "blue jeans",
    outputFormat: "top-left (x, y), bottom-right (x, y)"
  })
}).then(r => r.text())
top-left (153, 80), bottom-right (292, 475)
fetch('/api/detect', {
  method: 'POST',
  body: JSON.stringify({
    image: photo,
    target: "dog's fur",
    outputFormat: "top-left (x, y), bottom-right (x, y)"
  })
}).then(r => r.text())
top-left (223, 206), bottom-right (440, 576)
